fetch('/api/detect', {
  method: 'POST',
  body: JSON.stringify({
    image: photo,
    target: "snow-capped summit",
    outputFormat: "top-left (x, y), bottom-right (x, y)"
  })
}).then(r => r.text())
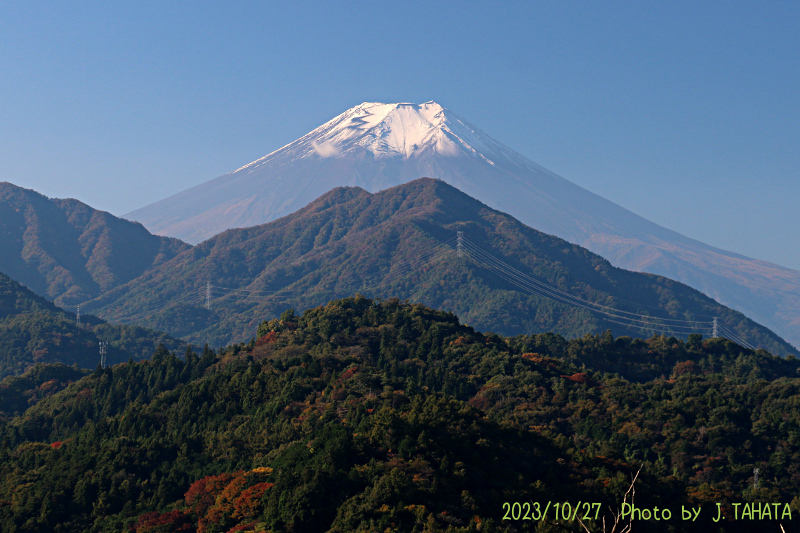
top-left (237, 101), bottom-right (536, 170)
top-left (299, 101), bottom-right (456, 160)
top-left (124, 101), bottom-right (800, 349)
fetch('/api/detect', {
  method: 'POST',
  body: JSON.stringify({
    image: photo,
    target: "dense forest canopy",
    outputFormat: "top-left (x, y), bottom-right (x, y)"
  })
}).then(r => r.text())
top-left (0, 296), bottom-right (797, 532)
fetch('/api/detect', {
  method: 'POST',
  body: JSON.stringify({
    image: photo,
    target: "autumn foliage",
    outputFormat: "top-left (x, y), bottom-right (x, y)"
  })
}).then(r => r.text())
top-left (176, 468), bottom-right (274, 533)
top-left (130, 510), bottom-right (193, 533)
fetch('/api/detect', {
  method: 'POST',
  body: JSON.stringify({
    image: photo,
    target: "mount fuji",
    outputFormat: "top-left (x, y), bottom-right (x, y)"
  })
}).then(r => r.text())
top-left (125, 101), bottom-right (800, 349)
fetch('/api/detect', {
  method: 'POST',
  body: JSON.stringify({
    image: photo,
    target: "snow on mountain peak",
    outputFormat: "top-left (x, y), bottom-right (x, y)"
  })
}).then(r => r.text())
top-left (307, 101), bottom-right (454, 159)
top-left (236, 101), bottom-right (537, 175)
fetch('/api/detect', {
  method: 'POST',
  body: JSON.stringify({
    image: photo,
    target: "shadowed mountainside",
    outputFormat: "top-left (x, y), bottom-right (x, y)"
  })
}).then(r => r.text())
top-left (0, 182), bottom-right (190, 309)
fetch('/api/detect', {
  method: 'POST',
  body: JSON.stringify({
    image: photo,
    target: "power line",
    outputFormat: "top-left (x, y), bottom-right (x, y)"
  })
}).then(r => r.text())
top-left (104, 291), bottom-right (206, 322)
top-left (462, 236), bottom-right (714, 326)
top-left (458, 235), bottom-right (717, 336)
top-left (717, 324), bottom-right (756, 350)
top-left (207, 237), bottom-right (457, 308)
top-left (457, 234), bottom-right (762, 348)
top-left (353, 238), bottom-right (456, 291)
top-left (461, 238), bottom-right (711, 329)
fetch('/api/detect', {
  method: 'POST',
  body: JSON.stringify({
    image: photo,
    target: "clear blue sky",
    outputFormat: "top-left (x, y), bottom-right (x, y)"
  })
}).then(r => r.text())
top-left (1, 1), bottom-right (798, 270)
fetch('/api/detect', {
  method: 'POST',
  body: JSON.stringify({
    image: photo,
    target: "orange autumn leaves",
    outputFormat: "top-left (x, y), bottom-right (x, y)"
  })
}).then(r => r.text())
top-left (132, 467), bottom-right (274, 533)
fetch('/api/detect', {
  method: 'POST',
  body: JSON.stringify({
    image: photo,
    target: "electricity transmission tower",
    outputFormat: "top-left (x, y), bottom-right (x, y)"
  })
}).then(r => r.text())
top-left (99, 342), bottom-right (108, 369)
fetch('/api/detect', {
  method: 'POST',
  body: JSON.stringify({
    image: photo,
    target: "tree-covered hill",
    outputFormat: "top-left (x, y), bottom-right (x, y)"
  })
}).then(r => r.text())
top-left (0, 296), bottom-right (797, 532)
top-left (0, 363), bottom-right (89, 417)
top-left (0, 182), bottom-right (190, 308)
top-left (86, 178), bottom-right (793, 355)
top-left (0, 271), bottom-right (183, 378)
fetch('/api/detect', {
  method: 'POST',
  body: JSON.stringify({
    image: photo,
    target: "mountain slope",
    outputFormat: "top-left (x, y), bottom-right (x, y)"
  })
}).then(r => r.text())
top-left (124, 101), bottom-right (800, 350)
top-left (0, 271), bottom-right (183, 378)
top-left (100, 179), bottom-right (793, 355)
top-left (0, 182), bottom-right (191, 308)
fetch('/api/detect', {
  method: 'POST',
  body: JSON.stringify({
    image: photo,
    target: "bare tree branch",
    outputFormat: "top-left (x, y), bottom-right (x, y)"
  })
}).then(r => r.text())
top-left (577, 464), bottom-right (642, 533)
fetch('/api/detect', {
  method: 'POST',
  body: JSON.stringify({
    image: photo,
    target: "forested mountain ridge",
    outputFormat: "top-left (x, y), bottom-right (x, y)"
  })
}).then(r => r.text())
top-left (0, 182), bottom-right (190, 308)
top-left (0, 363), bottom-right (89, 417)
top-left (0, 271), bottom-right (183, 378)
top-left (0, 296), bottom-right (797, 532)
top-left (88, 178), bottom-right (794, 355)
